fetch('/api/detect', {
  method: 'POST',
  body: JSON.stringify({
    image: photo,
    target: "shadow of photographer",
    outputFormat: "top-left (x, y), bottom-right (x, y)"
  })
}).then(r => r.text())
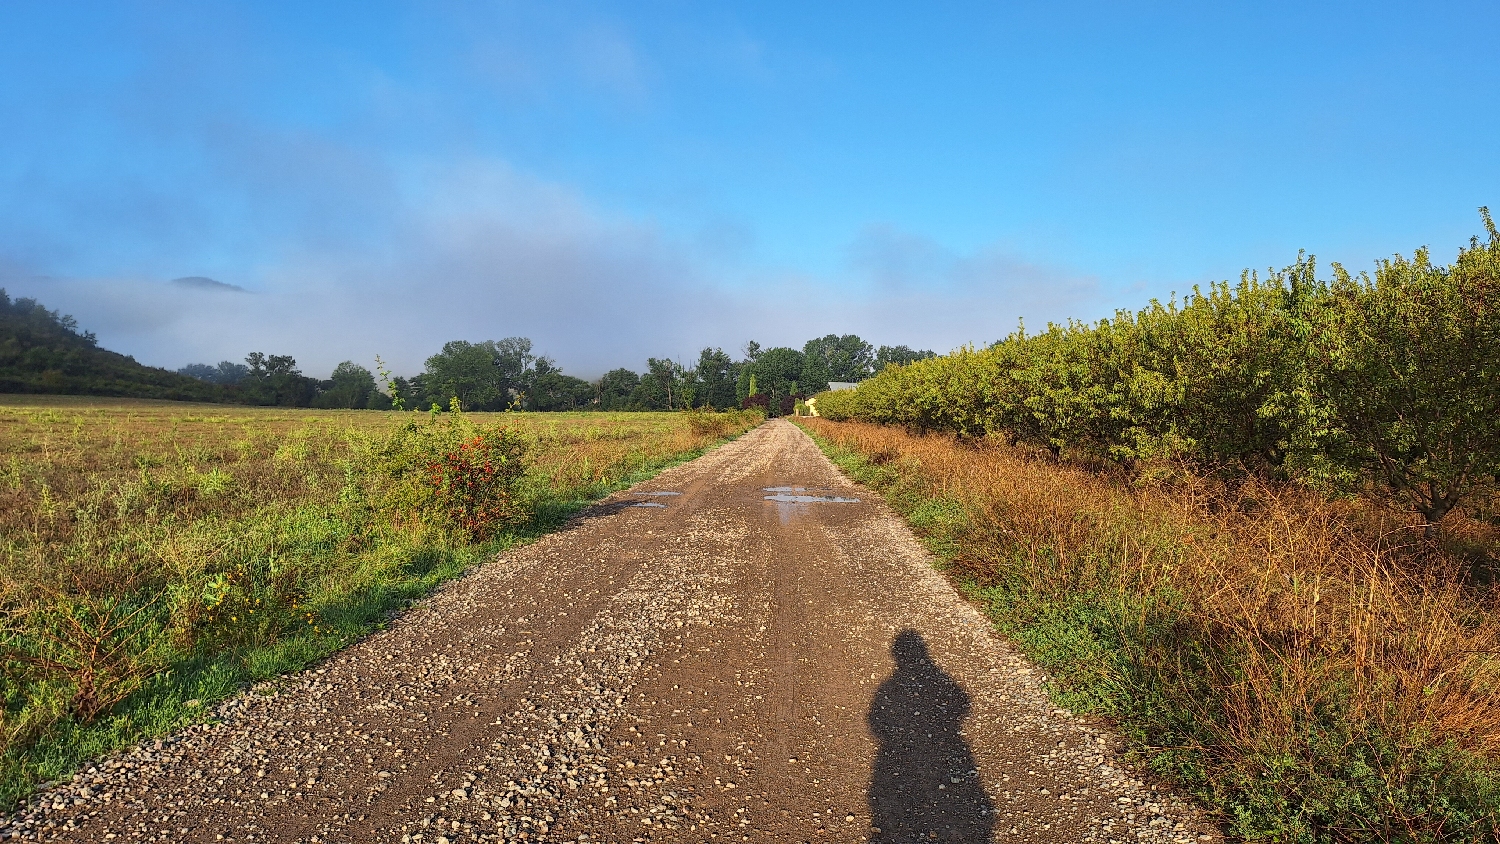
top-left (868, 629), bottom-right (995, 843)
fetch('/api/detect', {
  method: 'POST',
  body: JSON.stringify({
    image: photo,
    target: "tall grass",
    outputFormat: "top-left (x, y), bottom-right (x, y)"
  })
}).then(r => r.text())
top-left (0, 398), bottom-right (760, 806)
top-left (801, 418), bottom-right (1500, 843)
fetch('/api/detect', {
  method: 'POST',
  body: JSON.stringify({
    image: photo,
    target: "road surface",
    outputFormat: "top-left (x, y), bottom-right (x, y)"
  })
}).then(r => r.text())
top-left (4, 420), bottom-right (1211, 844)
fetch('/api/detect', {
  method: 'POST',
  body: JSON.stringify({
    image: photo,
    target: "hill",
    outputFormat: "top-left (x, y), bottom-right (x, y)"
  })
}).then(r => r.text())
top-left (0, 289), bottom-right (225, 402)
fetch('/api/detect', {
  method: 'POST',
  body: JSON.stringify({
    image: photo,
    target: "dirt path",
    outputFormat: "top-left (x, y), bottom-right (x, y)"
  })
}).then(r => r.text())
top-left (4, 421), bottom-right (1212, 844)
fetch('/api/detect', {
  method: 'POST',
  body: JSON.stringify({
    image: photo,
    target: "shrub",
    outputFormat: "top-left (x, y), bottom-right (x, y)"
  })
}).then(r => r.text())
top-left (684, 407), bottom-right (765, 438)
top-left (369, 408), bottom-right (528, 539)
top-left (426, 431), bottom-right (527, 539)
top-left (826, 212), bottom-right (1500, 531)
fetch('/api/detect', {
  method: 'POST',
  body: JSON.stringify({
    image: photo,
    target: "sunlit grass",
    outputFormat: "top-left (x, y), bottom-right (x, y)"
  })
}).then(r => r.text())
top-left (0, 397), bottom-right (760, 806)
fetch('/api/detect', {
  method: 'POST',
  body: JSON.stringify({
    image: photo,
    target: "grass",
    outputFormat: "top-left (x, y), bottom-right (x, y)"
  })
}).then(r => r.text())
top-left (798, 418), bottom-right (1500, 843)
top-left (0, 396), bottom-right (761, 807)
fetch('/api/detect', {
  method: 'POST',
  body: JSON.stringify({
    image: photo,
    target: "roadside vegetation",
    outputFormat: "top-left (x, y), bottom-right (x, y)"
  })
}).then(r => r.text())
top-left (803, 214), bottom-right (1500, 841)
top-left (0, 397), bottom-right (761, 807)
top-left (802, 419), bottom-right (1500, 842)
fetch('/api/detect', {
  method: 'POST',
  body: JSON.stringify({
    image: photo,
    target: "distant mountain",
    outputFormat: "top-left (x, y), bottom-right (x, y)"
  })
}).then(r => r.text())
top-left (0, 289), bottom-right (226, 402)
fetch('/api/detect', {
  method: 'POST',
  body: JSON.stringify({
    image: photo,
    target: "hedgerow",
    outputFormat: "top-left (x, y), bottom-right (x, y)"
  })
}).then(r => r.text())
top-left (817, 210), bottom-right (1500, 533)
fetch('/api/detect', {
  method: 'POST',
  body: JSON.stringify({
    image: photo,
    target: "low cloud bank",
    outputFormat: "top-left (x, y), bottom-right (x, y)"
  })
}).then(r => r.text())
top-left (1, 161), bottom-right (1100, 380)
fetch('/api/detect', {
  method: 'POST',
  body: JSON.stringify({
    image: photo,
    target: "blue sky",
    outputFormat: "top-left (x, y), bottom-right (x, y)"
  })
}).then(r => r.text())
top-left (2, 1), bottom-right (1497, 377)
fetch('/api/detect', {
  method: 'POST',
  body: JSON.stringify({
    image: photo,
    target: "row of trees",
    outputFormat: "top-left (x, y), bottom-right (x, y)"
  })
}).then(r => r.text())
top-left (817, 210), bottom-right (1500, 533)
top-left (577, 338), bottom-right (934, 414)
top-left (178, 354), bottom-right (391, 409)
top-left (179, 335), bottom-right (937, 415)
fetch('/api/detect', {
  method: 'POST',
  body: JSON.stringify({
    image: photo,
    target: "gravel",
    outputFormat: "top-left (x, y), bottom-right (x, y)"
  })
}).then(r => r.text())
top-left (2, 421), bottom-right (1217, 843)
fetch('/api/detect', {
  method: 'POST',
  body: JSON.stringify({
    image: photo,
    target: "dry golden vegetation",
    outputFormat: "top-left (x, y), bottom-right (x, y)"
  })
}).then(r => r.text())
top-left (801, 418), bottom-right (1500, 843)
top-left (0, 397), bottom-right (760, 805)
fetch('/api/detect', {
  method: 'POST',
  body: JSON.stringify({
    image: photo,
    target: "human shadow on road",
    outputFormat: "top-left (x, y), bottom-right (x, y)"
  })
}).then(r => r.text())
top-left (868, 629), bottom-right (995, 843)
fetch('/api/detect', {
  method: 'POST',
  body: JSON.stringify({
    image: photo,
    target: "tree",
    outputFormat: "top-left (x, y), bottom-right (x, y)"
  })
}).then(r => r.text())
top-left (596, 368), bottom-right (640, 410)
top-left (802, 334), bottom-right (875, 391)
top-left (646, 357), bottom-right (686, 409)
top-left (178, 361), bottom-right (249, 385)
top-left (627, 359), bottom-right (682, 410)
top-left (737, 347), bottom-right (805, 415)
top-left (243, 353), bottom-right (316, 406)
top-left (0, 289), bottom-right (221, 401)
top-left (177, 363), bottom-right (215, 381)
top-left (392, 375), bottom-right (426, 410)
top-left (314, 361), bottom-right (376, 409)
top-left (529, 358), bottom-right (594, 410)
top-left (692, 347), bottom-right (740, 410)
top-left (422, 341), bottom-right (506, 410)
top-left (1301, 210), bottom-right (1500, 534)
top-left (875, 345), bottom-right (937, 370)
top-left (491, 338), bottom-right (537, 407)
top-left (418, 337), bottom-right (543, 411)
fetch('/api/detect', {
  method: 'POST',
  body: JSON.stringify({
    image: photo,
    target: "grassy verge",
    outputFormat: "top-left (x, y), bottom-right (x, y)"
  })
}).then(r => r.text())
top-left (0, 399), bottom-right (760, 806)
top-left (798, 418), bottom-right (1500, 843)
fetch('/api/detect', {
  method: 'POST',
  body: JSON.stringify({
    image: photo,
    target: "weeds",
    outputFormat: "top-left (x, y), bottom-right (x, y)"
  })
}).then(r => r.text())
top-left (801, 418), bottom-right (1500, 843)
top-left (0, 398), bottom-right (758, 807)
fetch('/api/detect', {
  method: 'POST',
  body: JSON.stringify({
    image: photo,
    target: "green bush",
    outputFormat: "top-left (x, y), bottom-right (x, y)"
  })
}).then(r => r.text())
top-left (830, 211), bottom-right (1500, 530)
top-left (1296, 218), bottom-right (1500, 533)
top-left (370, 408), bottom-right (528, 539)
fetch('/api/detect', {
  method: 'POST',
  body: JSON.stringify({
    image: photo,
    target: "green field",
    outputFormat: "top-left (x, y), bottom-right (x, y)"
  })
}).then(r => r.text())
top-left (0, 397), bottom-right (760, 806)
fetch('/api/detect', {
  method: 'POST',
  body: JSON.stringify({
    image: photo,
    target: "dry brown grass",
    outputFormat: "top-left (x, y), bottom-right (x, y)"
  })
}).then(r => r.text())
top-left (803, 418), bottom-right (1500, 841)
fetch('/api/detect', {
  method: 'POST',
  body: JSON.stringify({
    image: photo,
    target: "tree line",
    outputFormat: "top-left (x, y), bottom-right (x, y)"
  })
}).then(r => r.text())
top-left (815, 210), bottom-right (1500, 534)
top-left (177, 335), bottom-right (936, 415)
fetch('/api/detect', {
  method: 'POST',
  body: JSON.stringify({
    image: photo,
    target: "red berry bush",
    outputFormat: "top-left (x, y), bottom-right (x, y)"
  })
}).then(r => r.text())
top-left (426, 431), bottom-right (527, 538)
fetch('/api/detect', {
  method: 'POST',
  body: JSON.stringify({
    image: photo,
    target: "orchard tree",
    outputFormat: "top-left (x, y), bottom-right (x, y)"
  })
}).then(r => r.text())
top-left (1303, 209), bottom-right (1500, 534)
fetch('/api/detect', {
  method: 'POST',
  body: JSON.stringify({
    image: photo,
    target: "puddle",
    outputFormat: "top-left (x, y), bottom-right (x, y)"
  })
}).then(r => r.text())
top-left (633, 491), bottom-right (681, 496)
top-left (630, 502), bottom-right (669, 508)
top-left (763, 493), bottom-right (861, 504)
top-left (764, 489), bottom-right (861, 525)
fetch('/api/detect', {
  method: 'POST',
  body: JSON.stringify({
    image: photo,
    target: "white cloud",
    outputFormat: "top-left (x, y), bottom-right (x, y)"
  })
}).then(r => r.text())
top-left (2, 156), bottom-right (1100, 379)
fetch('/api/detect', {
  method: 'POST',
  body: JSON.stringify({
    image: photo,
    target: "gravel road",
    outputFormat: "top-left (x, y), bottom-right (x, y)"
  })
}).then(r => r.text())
top-left (3, 420), bottom-right (1215, 844)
